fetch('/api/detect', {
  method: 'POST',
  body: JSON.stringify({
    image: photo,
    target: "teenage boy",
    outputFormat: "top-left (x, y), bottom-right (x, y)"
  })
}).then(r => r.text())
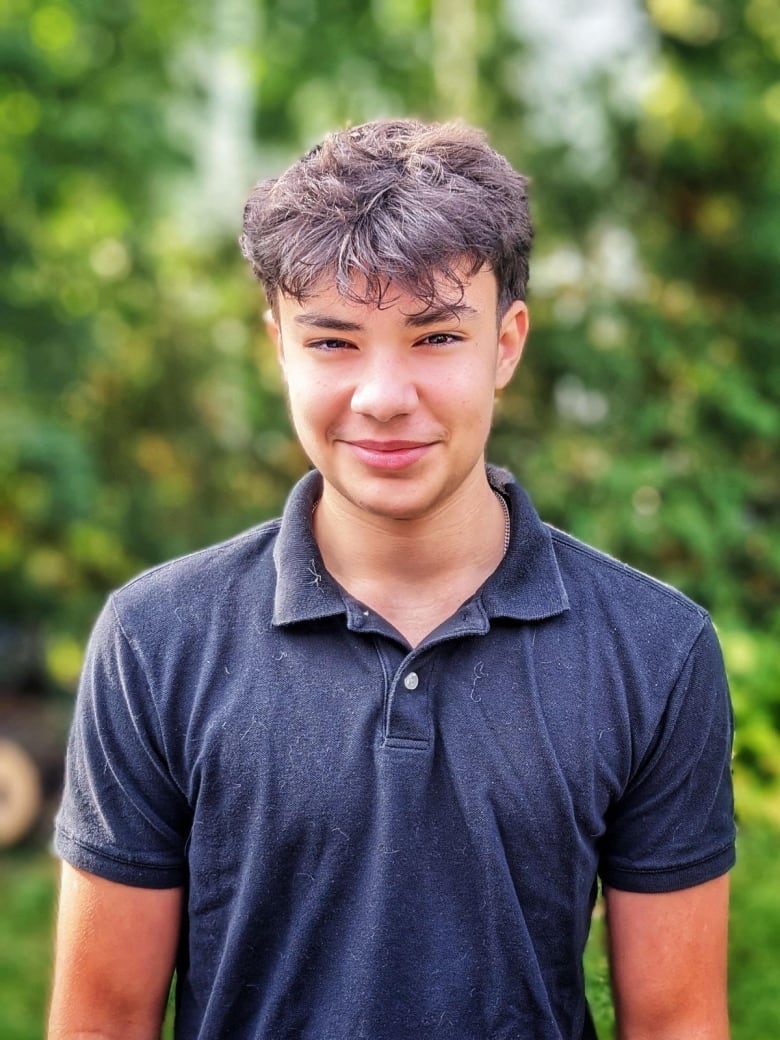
top-left (49, 119), bottom-right (735, 1040)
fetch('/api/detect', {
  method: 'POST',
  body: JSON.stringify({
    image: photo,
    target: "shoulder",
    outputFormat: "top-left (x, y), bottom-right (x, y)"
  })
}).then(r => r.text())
top-left (548, 525), bottom-right (707, 624)
top-left (494, 466), bottom-right (711, 660)
top-left (109, 516), bottom-right (282, 637)
top-left (545, 524), bottom-right (721, 686)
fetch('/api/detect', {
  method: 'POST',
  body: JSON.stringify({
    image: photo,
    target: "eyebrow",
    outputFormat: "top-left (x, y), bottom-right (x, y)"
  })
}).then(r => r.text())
top-left (292, 302), bottom-right (479, 331)
top-left (405, 303), bottom-right (479, 328)
top-left (293, 314), bottom-right (363, 331)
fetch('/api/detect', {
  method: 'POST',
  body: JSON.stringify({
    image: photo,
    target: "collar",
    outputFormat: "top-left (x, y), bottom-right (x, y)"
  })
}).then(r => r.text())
top-left (482, 465), bottom-right (570, 621)
top-left (272, 466), bottom-right (569, 627)
top-left (272, 470), bottom-right (346, 626)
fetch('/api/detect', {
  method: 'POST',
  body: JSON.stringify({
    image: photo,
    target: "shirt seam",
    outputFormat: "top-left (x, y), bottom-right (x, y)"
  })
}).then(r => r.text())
top-left (548, 528), bottom-right (708, 621)
top-left (118, 518), bottom-right (281, 595)
top-left (108, 595), bottom-right (190, 804)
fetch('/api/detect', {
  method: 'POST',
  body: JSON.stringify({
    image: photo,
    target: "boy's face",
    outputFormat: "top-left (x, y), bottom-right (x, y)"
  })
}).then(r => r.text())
top-left (267, 266), bottom-right (528, 523)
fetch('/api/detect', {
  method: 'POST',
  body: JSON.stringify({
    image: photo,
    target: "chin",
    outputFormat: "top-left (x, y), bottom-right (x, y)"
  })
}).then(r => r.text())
top-left (352, 487), bottom-right (446, 522)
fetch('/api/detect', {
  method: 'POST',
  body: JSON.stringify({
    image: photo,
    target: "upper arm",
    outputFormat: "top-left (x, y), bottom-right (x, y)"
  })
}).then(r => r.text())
top-left (48, 862), bottom-right (183, 1040)
top-left (605, 874), bottom-right (730, 1040)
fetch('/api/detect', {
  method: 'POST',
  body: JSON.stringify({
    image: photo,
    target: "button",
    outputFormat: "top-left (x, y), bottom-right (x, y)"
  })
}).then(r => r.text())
top-left (403, 672), bottom-right (419, 690)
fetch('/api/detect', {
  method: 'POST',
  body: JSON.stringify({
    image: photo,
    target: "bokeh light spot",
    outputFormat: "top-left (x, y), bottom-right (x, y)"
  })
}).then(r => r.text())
top-left (30, 4), bottom-right (76, 52)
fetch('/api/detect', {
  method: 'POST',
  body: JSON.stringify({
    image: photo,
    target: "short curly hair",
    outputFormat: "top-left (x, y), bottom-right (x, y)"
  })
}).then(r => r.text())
top-left (239, 119), bottom-right (533, 317)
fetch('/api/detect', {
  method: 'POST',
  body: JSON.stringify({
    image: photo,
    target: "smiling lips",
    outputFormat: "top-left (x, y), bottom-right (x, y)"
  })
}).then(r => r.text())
top-left (345, 439), bottom-right (435, 471)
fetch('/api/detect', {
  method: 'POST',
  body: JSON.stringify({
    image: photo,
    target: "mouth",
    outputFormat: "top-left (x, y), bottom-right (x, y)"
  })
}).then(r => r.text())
top-left (343, 439), bottom-right (435, 471)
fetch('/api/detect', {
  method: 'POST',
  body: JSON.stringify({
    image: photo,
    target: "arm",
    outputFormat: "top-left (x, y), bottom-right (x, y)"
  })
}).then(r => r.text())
top-left (605, 874), bottom-right (730, 1040)
top-left (48, 863), bottom-right (183, 1040)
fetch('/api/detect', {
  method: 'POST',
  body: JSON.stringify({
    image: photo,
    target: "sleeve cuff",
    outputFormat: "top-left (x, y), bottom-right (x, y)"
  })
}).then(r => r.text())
top-left (53, 828), bottom-right (185, 889)
top-left (600, 841), bottom-right (736, 893)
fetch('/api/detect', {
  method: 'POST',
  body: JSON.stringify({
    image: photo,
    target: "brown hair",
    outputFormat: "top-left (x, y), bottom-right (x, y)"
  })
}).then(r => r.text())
top-left (239, 118), bottom-right (533, 316)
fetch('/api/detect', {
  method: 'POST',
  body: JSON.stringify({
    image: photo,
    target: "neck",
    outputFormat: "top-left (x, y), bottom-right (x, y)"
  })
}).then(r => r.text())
top-left (311, 467), bottom-right (508, 643)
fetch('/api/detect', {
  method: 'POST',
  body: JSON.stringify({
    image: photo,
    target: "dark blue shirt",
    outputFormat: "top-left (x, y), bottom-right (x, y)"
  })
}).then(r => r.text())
top-left (55, 467), bottom-right (735, 1039)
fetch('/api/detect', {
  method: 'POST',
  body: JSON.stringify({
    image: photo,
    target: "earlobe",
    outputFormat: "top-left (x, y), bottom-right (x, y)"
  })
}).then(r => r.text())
top-left (495, 301), bottom-right (529, 389)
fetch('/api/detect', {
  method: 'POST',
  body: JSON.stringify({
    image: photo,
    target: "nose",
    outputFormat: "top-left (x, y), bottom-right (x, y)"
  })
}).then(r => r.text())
top-left (350, 355), bottom-right (419, 422)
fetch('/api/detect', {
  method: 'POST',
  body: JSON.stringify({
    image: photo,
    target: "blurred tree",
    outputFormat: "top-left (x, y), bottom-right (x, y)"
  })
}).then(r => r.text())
top-left (0, 0), bottom-right (300, 679)
top-left (492, 0), bottom-right (779, 632)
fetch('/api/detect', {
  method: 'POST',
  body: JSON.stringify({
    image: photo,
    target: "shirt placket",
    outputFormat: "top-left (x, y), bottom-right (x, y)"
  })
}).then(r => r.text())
top-left (382, 652), bottom-right (432, 749)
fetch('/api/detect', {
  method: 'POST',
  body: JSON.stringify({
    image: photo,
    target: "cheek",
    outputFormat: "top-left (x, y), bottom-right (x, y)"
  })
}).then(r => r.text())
top-left (285, 374), bottom-right (339, 434)
top-left (287, 386), bottom-right (318, 429)
top-left (438, 364), bottom-right (498, 413)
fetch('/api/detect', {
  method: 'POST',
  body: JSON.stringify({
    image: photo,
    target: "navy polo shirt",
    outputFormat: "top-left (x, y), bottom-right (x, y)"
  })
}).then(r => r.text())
top-left (55, 466), bottom-right (735, 1040)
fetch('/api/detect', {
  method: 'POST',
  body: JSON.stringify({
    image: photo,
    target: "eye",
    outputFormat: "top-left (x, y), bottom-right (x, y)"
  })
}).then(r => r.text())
top-left (307, 338), bottom-right (356, 351)
top-left (417, 331), bottom-right (462, 347)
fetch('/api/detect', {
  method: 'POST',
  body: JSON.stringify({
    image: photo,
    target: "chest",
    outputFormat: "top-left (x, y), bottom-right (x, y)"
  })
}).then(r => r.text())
top-left (169, 623), bottom-right (634, 870)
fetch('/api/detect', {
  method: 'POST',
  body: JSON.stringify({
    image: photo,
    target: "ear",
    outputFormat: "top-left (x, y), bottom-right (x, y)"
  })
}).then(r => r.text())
top-left (264, 308), bottom-right (285, 370)
top-left (495, 300), bottom-right (529, 390)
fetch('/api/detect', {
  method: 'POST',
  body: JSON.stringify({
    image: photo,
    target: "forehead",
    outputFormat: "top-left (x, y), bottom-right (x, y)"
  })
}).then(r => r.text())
top-left (276, 265), bottom-right (499, 324)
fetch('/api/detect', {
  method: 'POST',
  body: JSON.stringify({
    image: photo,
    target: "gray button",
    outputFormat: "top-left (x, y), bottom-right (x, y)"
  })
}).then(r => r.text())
top-left (403, 672), bottom-right (419, 691)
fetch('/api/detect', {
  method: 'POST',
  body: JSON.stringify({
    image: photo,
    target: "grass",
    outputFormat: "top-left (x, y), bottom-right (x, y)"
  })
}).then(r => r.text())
top-left (3, 823), bottom-right (778, 1038)
top-left (0, 850), bottom-right (56, 1040)
top-left (727, 824), bottom-right (780, 1036)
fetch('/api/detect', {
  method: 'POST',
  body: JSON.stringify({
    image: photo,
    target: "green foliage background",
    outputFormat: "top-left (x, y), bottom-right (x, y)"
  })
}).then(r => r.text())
top-left (1, 0), bottom-right (778, 1032)
top-left (3, 0), bottom-right (777, 817)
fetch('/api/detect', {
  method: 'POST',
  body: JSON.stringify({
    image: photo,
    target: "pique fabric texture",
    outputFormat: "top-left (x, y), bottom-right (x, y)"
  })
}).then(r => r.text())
top-left (55, 466), bottom-right (736, 1040)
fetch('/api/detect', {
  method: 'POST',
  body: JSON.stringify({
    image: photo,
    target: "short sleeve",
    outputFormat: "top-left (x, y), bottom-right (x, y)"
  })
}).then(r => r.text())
top-left (599, 616), bottom-right (736, 892)
top-left (54, 596), bottom-right (190, 888)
